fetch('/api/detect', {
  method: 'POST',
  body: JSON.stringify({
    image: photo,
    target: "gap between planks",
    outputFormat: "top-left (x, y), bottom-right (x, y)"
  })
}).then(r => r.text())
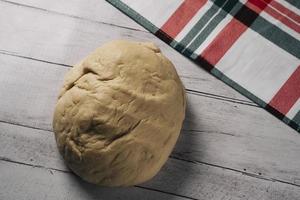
top-left (0, 50), bottom-right (256, 107)
top-left (0, 0), bottom-right (255, 106)
top-left (0, 0), bottom-right (146, 33)
top-left (1, 0), bottom-right (299, 192)
top-left (0, 120), bottom-right (299, 188)
top-left (0, 39), bottom-right (298, 186)
top-left (0, 159), bottom-right (196, 200)
top-left (0, 0), bottom-right (255, 105)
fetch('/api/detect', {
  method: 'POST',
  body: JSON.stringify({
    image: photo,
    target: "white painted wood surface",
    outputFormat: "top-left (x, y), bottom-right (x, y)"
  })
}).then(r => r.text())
top-left (1, 53), bottom-right (300, 185)
top-left (0, 0), bottom-right (299, 199)
top-left (1, 123), bottom-right (300, 200)
top-left (0, 0), bottom-right (255, 103)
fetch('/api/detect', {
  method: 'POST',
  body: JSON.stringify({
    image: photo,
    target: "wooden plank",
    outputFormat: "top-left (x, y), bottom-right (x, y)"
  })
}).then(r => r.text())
top-left (1, 123), bottom-right (300, 200)
top-left (0, 162), bottom-right (188, 200)
top-left (0, 53), bottom-right (299, 186)
top-left (0, 0), bottom-right (299, 197)
top-left (2, 0), bottom-right (144, 31)
top-left (0, 0), bottom-right (254, 103)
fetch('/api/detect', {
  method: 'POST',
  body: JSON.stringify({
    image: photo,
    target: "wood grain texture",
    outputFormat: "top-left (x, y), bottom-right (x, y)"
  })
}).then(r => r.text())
top-left (1, 122), bottom-right (300, 200)
top-left (0, 53), bottom-right (299, 187)
top-left (1, 0), bottom-right (144, 31)
top-left (0, 0), bottom-right (255, 104)
top-left (0, 162), bottom-right (189, 200)
top-left (1, 0), bottom-right (300, 199)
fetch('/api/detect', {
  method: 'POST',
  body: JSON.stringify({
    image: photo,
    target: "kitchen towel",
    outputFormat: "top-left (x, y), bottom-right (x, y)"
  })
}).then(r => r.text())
top-left (106, 0), bottom-right (300, 132)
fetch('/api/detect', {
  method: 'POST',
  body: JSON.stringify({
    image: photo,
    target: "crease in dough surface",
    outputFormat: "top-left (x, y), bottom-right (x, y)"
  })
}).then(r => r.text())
top-left (53, 40), bottom-right (186, 186)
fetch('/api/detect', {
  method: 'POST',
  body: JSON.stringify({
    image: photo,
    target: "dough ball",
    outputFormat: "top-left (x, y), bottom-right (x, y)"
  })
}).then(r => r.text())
top-left (53, 40), bottom-right (186, 186)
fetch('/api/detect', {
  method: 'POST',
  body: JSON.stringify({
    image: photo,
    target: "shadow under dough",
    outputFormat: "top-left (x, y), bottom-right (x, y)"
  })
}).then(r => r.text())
top-left (66, 98), bottom-right (203, 200)
top-left (139, 98), bottom-right (205, 200)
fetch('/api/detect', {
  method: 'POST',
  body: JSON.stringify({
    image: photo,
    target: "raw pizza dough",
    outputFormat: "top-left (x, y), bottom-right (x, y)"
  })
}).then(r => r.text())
top-left (53, 40), bottom-right (186, 186)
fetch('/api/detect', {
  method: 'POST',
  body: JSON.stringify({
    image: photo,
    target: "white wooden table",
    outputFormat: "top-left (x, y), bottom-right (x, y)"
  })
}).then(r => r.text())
top-left (0, 0), bottom-right (300, 199)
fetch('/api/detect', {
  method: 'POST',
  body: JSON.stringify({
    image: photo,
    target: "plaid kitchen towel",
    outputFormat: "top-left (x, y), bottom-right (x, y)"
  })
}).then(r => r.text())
top-left (106, 0), bottom-right (300, 132)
